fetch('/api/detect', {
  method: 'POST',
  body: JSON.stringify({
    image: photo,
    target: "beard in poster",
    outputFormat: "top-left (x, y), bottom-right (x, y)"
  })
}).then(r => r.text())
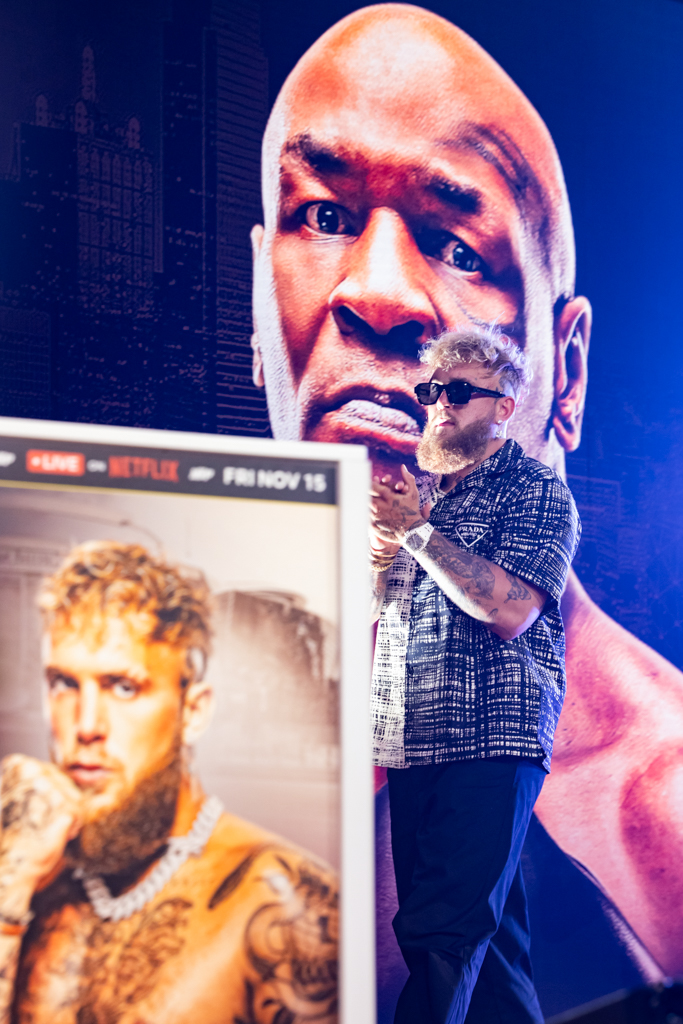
top-left (250, 0), bottom-right (683, 988)
top-left (66, 744), bottom-right (182, 878)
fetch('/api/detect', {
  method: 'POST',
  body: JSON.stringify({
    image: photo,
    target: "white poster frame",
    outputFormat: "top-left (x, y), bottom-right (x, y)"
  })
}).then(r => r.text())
top-left (0, 415), bottom-right (375, 1024)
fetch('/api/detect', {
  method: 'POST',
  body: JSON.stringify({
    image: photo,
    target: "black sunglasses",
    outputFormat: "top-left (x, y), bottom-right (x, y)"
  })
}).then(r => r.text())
top-left (414, 380), bottom-right (506, 406)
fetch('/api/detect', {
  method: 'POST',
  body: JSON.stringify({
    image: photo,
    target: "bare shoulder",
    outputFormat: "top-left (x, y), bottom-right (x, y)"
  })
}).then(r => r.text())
top-left (206, 809), bottom-right (337, 874)
top-left (204, 810), bottom-right (338, 911)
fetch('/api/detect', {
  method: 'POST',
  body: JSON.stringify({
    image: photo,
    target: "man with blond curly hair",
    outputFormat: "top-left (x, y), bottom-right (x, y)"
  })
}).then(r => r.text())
top-left (370, 328), bottom-right (580, 1023)
top-left (0, 541), bottom-right (337, 1024)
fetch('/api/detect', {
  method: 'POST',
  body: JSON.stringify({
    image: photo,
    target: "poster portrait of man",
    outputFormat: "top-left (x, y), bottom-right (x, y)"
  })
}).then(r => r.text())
top-left (0, 464), bottom-right (348, 1024)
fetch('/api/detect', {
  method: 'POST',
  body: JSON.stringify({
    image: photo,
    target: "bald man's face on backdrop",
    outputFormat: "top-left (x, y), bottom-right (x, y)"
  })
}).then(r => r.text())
top-left (251, 4), bottom-right (591, 476)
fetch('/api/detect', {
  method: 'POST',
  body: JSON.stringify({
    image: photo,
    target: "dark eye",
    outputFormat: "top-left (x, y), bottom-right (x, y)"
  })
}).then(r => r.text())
top-left (415, 229), bottom-right (483, 274)
top-left (302, 202), bottom-right (353, 236)
top-left (49, 674), bottom-right (78, 694)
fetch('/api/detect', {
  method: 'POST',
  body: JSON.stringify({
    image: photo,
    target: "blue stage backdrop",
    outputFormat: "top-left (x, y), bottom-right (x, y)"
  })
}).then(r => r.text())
top-left (1, 0), bottom-right (683, 1017)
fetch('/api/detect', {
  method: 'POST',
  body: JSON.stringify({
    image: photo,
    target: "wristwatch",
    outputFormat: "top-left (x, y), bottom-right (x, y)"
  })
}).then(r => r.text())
top-left (403, 521), bottom-right (434, 554)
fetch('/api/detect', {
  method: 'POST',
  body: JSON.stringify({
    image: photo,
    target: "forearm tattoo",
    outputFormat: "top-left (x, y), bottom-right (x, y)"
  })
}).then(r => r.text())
top-left (388, 495), bottom-right (422, 532)
top-left (504, 572), bottom-right (531, 603)
top-left (0, 764), bottom-right (56, 1022)
top-left (426, 531), bottom-right (496, 602)
top-left (0, 761), bottom-right (57, 906)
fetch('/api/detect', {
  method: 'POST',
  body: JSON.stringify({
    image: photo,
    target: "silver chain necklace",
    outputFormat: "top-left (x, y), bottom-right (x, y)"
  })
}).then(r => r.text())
top-left (74, 795), bottom-right (223, 922)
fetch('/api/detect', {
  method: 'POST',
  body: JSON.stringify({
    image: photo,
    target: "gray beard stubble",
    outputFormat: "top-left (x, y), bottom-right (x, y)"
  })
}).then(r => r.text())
top-left (416, 415), bottom-right (493, 475)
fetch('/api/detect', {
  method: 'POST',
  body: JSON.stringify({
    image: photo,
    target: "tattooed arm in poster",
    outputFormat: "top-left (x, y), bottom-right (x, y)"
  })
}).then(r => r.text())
top-left (222, 852), bottom-right (339, 1024)
top-left (0, 755), bottom-right (82, 1023)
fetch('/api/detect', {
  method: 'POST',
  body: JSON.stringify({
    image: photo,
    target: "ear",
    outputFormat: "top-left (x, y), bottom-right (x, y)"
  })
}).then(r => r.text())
top-left (251, 332), bottom-right (264, 388)
top-left (496, 394), bottom-right (516, 424)
top-left (250, 224), bottom-right (266, 389)
top-left (250, 222), bottom-right (264, 259)
top-left (552, 296), bottom-right (592, 452)
top-left (181, 680), bottom-right (214, 746)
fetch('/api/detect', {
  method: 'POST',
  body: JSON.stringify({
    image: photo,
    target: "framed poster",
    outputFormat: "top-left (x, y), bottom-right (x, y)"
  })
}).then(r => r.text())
top-left (0, 416), bottom-right (373, 1024)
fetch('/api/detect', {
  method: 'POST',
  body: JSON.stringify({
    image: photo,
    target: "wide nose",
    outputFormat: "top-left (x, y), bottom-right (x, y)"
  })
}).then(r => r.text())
top-left (76, 679), bottom-right (107, 745)
top-left (329, 208), bottom-right (438, 356)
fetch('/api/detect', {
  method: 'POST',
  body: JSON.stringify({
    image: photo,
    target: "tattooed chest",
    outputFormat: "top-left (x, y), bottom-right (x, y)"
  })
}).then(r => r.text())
top-left (14, 899), bottom-right (193, 1024)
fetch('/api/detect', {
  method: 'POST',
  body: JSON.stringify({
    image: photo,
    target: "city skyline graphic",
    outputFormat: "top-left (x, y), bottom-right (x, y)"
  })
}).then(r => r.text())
top-left (0, 0), bottom-right (269, 437)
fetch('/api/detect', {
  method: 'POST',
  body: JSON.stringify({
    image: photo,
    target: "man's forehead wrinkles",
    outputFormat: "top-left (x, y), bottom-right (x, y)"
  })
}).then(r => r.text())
top-left (451, 122), bottom-right (553, 270)
top-left (282, 130), bottom-right (458, 181)
top-left (281, 133), bottom-right (486, 213)
top-left (437, 124), bottom-right (548, 204)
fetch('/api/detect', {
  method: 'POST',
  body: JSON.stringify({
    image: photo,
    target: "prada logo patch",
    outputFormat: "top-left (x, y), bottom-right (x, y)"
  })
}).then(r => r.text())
top-left (455, 522), bottom-right (490, 548)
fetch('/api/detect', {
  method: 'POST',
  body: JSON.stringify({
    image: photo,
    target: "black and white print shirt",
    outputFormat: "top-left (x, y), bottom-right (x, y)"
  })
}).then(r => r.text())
top-left (371, 440), bottom-right (581, 772)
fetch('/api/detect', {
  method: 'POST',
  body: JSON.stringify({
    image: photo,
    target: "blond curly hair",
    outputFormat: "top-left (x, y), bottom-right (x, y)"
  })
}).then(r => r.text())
top-left (39, 541), bottom-right (212, 666)
top-left (420, 327), bottom-right (532, 402)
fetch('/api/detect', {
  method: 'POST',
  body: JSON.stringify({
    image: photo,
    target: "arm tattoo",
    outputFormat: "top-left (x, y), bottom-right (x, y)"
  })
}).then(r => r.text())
top-left (504, 572), bottom-right (531, 604)
top-left (0, 766), bottom-right (57, 1022)
top-left (390, 497), bottom-right (422, 531)
top-left (1, 761), bottom-right (52, 835)
top-left (427, 531), bottom-right (496, 601)
top-left (234, 858), bottom-right (338, 1024)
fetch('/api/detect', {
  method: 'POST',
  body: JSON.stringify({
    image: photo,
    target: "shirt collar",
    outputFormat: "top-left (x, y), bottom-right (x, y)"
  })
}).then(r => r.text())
top-left (443, 439), bottom-right (524, 495)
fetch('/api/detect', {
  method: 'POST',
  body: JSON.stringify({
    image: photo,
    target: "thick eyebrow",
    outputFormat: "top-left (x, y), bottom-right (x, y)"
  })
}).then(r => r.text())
top-left (45, 667), bottom-right (147, 688)
top-left (46, 666), bottom-right (78, 685)
top-left (99, 673), bottom-right (144, 688)
top-left (284, 133), bottom-right (349, 175)
top-left (427, 176), bottom-right (481, 215)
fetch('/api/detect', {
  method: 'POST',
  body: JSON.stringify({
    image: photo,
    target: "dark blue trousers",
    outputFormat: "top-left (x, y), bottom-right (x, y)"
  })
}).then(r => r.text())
top-left (388, 758), bottom-right (546, 1024)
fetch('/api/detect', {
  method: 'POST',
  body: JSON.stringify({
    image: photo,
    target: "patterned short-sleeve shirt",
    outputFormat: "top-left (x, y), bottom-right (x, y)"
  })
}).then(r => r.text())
top-left (371, 440), bottom-right (581, 772)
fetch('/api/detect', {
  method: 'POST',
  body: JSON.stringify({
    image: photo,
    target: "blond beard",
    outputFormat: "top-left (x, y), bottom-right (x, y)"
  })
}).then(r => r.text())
top-left (416, 416), bottom-right (493, 475)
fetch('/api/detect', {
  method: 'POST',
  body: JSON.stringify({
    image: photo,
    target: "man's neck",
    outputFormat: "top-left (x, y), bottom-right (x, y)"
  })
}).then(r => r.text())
top-left (171, 771), bottom-right (206, 836)
top-left (440, 437), bottom-right (506, 493)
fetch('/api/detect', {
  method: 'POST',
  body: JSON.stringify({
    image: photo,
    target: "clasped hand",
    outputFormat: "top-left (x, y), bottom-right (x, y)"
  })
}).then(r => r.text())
top-left (370, 464), bottom-right (430, 548)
